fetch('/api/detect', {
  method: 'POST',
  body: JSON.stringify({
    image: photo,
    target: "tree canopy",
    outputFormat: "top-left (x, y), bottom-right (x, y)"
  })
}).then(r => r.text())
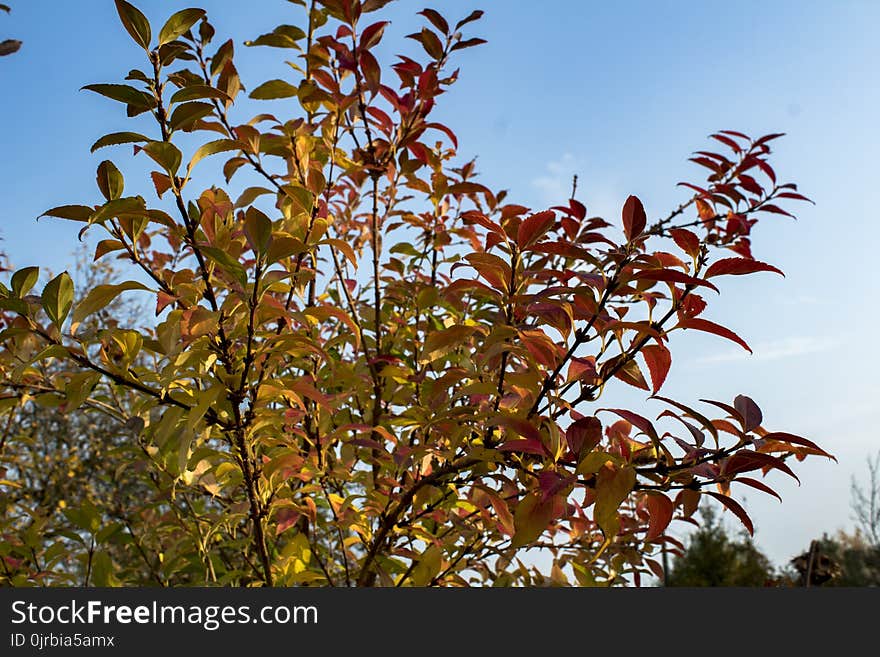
top-left (0, 0), bottom-right (833, 587)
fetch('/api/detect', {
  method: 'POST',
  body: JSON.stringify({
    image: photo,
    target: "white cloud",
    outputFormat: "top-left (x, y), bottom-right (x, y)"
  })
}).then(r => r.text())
top-left (531, 153), bottom-right (583, 205)
top-left (779, 294), bottom-right (823, 306)
top-left (693, 335), bottom-right (837, 365)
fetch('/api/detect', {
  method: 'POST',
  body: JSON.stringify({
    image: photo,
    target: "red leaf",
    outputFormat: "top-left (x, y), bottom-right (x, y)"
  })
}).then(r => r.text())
top-left (498, 439), bottom-right (547, 456)
top-left (635, 269), bottom-right (719, 293)
top-left (517, 210), bottom-right (556, 249)
top-left (733, 394), bottom-right (762, 432)
top-left (724, 450), bottom-right (800, 483)
top-left (705, 257), bottom-right (784, 279)
top-left (566, 356), bottom-right (598, 384)
top-left (150, 171), bottom-right (172, 199)
top-left (755, 159), bottom-right (777, 184)
top-left (718, 129), bottom-right (751, 141)
top-left (776, 192), bottom-right (814, 204)
top-left (653, 395), bottom-right (720, 444)
top-left (622, 195), bottom-right (646, 241)
top-left (760, 432), bottom-right (834, 459)
top-left (455, 9), bottom-right (484, 30)
top-left (706, 492), bottom-right (754, 535)
top-left (758, 204), bottom-right (794, 217)
top-left (492, 416), bottom-right (544, 447)
top-left (677, 317), bottom-right (752, 353)
top-left (710, 133), bottom-right (742, 153)
top-left (645, 493), bottom-right (674, 541)
top-left (418, 9), bottom-right (449, 34)
top-left (642, 344), bottom-right (671, 394)
top-left (359, 20), bottom-right (389, 50)
top-left (359, 50), bottom-right (381, 95)
top-left (754, 133), bottom-right (785, 146)
top-left (681, 294), bottom-right (707, 318)
top-left (566, 416), bottom-right (602, 459)
top-left (461, 210), bottom-right (506, 237)
top-left (156, 291), bottom-right (176, 315)
top-left (408, 27), bottom-right (444, 59)
top-left (734, 477), bottom-right (783, 502)
top-left (606, 357), bottom-right (650, 391)
top-left (599, 408), bottom-right (659, 443)
top-left (669, 228), bottom-right (701, 259)
top-left (450, 37), bottom-right (487, 52)
top-left (275, 508), bottom-right (302, 536)
top-left (425, 121), bottom-right (458, 149)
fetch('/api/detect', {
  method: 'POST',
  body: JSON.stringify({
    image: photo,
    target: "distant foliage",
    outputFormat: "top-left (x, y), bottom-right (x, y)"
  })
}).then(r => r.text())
top-left (667, 505), bottom-right (774, 587)
top-left (0, 0), bottom-right (831, 586)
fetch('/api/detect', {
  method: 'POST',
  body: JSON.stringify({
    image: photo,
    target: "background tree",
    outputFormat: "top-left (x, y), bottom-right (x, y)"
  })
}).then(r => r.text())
top-left (665, 504), bottom-right (775, 586)
top-left (783, 453), bottom-right (880, 587)
top-left (0, 0), bottom-right (832, 587)
top-left (851, 450), bottom-right (880, 548)
top-left (788, 533), bottom-right (879, 587)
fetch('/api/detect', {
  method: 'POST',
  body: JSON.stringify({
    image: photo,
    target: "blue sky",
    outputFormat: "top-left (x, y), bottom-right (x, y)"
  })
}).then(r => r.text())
top-left (1, 1), bottom-right (878, 570)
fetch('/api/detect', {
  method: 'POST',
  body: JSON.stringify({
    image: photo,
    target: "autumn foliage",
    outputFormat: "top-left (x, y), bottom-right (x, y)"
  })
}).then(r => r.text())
top-left (0, 0), bottom-right (832, 586)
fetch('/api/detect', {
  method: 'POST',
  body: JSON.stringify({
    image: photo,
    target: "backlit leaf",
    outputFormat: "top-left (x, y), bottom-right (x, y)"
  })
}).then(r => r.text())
top-left (114, 0), bottom-right (151, 50)
top-left (706, 491), bottom-right (754, 535)
top-left (249, 79), bottom-right (299, 100)
top-left (42, 272), bottom-right (74, 326)
top-left (158, 8), bottom-right (205, 46)
top-left (90, 131), bottom-right (150, 153)
top-left (96, 160), bottom-right (124, 201)
top-left (594, 464), bottom-right (636, 538)
top-left (733, 394), bottom-right (762, 432)
top-left (705, 258), bottom-right (784, 279)
top-left (72, 281), bottom-right (151, 327)
top-left (511, 493), bottom-right (554, 548)
top-left (641, 343), bottom-right (671, 394)
top-left (188, 139), bottom-right (242, 173)
top-left (645, 493), bottom-right (674, 541)
top-left (622, 195), bottom-right (646, 241)
top-left (677, 317), bottom-right (751, 353)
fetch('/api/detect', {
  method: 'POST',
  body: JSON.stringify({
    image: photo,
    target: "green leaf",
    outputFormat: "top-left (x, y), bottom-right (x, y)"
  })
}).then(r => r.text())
top-left (511, 493), bottom-right (555, 548)
top-left (88, 197), bottom-right (148, 225)
top-left (420, 325), bottom-right (476, 363)
top-left (187, 139), bottom-right (242, 173)
top-left (244, 207), bottom-right (272, 255)
top-left (200, 246), bottom-right (247, 286)
top-left (82, 83), bottom-right (155, 111)
top-left (168, 101), bottom-right (214, 131)
top-left (0, 298), bottom-right (28, 315)
top-left (42, 272), bottom-right (74, 326)
top-left (64, 371), bottom-right (102, 411)
top-left (114, 0), bottom-right (152, 50)
top-left (71, 281), bottom-right (151, 327)
top-left (158, 8), bottom-right (205, 46)
top-left (169, 84), bottom-right (231, 105)
top-left (90, 131), bottom-right (150, 153)
top-left (96, 160), bottom-right (124, 201)
top-left (410, 545), bottom-right (443, 586)
top-left (234, 186), bottom-right (273, 209)
top-left (91, 551), bottom-right (119, 587)
top-left (40, 205), bottom-right (94, 222)
top-left (11, 267), bottom-right (40, 298)
top-left (280, 184), bottom-right (315, 216)
top-left (249, 79), bottom-right (298, 100)
top-left (244, 25), bottom-right (305, 49)
top-left (594, 465), bottom-right (636, 538)
top-left (186, 385), bottom-right (223, 432)
top-left (142, 141), bottom-right (182, 175)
